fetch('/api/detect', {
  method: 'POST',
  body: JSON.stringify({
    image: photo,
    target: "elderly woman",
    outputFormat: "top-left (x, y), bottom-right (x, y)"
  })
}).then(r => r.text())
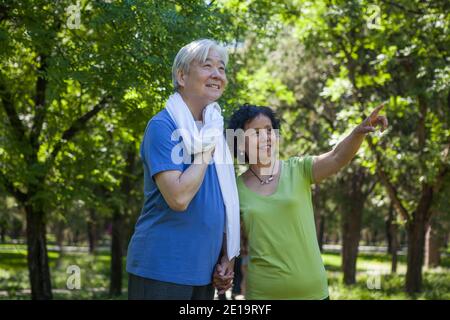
top-left (227, 103), bottom-right (388, 299)
top-left (126, 39), bottom-right (239, 300)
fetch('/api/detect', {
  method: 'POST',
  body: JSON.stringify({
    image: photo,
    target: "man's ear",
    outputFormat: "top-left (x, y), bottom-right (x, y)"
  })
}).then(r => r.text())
top-left (177, 69), bottom-right (186, 88)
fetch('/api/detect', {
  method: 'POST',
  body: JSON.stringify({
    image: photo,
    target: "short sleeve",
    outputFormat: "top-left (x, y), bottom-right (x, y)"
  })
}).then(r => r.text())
top-left (289, 156), bottom-right (314, 185)
top-left (141, 118), bottom-right (184, 178)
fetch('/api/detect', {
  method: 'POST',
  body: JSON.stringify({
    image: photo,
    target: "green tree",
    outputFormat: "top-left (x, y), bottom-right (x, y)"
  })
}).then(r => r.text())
top-left (0, 0), bottom-right (230, 299)
top-left (306, 0), bottom-right (449, 294)
top-left (221, 0), bottom-right (449, 295)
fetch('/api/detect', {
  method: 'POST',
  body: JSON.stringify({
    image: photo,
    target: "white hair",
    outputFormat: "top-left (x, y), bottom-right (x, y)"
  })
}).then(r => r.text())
top-left (172, 39), bottom-right (228, 91)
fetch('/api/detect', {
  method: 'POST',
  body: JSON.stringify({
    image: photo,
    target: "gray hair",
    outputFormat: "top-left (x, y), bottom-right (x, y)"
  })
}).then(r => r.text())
top-left (172, 39), bottom-right (228, 91)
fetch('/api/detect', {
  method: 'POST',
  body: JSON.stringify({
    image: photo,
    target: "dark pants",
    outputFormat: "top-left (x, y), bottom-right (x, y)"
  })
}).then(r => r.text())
top-left (231, 256), bottom-right (242, 295)
top-left (128, 273), bottom-right (215, 300)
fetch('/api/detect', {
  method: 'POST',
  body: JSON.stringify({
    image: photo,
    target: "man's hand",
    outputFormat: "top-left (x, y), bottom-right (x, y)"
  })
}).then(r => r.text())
top-left (154, 146), bottom-right (215, 211)
top-left (212, 255), bottom-right (235, 295)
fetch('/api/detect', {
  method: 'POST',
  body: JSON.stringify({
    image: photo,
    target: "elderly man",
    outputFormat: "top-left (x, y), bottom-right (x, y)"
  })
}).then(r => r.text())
top-left (126, 39), bottom-right (240, 300)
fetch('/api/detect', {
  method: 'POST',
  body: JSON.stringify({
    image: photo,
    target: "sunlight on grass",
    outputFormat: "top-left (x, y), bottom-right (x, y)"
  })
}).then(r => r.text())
top-left (1, 249), bottom-right (448, 300)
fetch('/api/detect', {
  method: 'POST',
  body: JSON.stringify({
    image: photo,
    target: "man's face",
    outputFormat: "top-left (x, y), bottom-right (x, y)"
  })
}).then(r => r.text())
top-left (178, 48), bottom-right (227, 104)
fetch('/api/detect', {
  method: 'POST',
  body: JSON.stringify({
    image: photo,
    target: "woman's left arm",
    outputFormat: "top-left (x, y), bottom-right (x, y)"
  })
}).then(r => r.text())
top-left (312, 103), bottom-right (388, 184)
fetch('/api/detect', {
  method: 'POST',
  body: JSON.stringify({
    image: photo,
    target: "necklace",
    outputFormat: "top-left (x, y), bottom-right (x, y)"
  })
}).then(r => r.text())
top-left (249, 162), bottom-right (277, 185)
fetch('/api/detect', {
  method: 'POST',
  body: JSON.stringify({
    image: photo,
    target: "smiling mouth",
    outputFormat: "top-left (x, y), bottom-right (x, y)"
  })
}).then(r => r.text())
top-left (206, 84), bottom-right (220, 90)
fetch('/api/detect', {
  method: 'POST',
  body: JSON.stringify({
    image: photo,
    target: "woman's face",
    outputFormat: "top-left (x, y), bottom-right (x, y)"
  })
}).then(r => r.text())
top-left (178, 48), bottom-right (227, 104)
top-left (241, 114), bottom-right (279, 165)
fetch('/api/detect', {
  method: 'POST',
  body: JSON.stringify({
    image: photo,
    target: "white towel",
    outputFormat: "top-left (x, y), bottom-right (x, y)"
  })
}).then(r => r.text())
top-left (165, 92), bottom-right (240, 260)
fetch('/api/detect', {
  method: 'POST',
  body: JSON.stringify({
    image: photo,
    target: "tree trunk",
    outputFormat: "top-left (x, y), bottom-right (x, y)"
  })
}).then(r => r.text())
top-left (12, 217), bottom-right (22, 240)
top-left (109, 209), bottom-right (123, 297)
top-left (25, 205), bottom-right (53, 300)
top-left (55, 222), bottom-right (65, 249)
top-left (385, 205), bottom-right (394, 254)
top-left (109, 147), bottom-right (136, 297)
top-left (55, 221), bottom-right (65, 269)
top-left (73, 229), bottom-right (79, 246)
top-left (443, 233), bottom-right (448, 252)
top-left (0, 224), bottom-right (5, 243)
top-left (386, 205), bottom-right (398, 273)
top-left (405, 182), bottom-right (435, 294)
top-left (342, 202), bottom-right (364, 285)
top-left (405, 216), bottom-right (426, 294)
top-left (372, 230), bottom-right (378, 245)
top-left (340, 169), bottom-right (370, 286)
top-left (87, 208), bottom-right (98, 254)
top-left (390, 221), bottom-right (398, 274)
top-left (425, 222), bottom-right (442, 268)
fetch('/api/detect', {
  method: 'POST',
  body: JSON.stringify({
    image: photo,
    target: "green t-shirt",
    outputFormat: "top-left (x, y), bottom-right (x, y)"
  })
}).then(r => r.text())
top-left (237, 156), bottom-right (329, 300)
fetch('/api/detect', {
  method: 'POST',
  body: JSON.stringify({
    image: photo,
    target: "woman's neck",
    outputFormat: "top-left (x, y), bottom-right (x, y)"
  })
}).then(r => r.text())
top-left (249, 158), bottom-right (279, 176)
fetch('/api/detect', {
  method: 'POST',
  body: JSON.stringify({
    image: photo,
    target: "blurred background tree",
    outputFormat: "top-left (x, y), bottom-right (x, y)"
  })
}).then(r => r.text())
top-left (0, 0), bottom-right (448, 299)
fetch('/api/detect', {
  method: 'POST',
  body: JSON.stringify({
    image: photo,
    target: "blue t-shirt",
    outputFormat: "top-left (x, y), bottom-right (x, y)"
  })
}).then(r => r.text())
top-left (126, 109), bottom-right (225, 286)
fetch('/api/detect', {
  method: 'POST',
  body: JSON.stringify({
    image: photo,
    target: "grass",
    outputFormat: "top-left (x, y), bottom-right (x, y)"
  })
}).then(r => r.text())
top-left (322, 252), bottom-right (450, 300)
top-left (0, 245), bottom-right (448, 300)
top-left (0, 245), bottom-right (127, 300)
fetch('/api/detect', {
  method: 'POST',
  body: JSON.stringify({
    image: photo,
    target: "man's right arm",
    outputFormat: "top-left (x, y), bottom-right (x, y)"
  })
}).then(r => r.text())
top-left (154, 147), bottom-right (214, 212)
